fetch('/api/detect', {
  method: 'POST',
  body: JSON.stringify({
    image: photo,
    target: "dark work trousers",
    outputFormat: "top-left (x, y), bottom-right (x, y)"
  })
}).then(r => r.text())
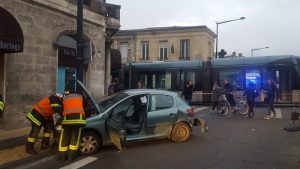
top-left (41, 119), bottom-right (54, 148)
top-left (27, 123), bottom-right (42, 144)
top-left (226, 94), bottom-right (236, 107)
top-left (268, 97), bottom-right (276, 116)
top-left (211, 102), bottom-right (219, 111)
top-left (247, 100), bottom-right (255, 115)
top-left (27, 119), bottom-right (53, 144)
top-left (58, 125), bottom-right (82, 159)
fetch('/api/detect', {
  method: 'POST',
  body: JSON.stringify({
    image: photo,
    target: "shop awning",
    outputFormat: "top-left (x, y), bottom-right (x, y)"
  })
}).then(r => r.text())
top-left (0, 7), bottom-right (24, 53)
top-left (111, 49), bottom-right (121, 70)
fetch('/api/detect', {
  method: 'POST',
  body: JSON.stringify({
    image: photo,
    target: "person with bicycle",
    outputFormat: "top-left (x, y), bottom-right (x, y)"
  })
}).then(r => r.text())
top-left (243, 82), bottom-right (259, 118)
top-left (210, 81), bottom-right (221, 113)
top-left (223, 79), bottom-right (237, 113)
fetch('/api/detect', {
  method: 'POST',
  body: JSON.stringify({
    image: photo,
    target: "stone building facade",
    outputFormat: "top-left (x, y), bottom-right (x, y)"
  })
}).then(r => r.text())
top-left (111, 26), bottom-right (216, 64)
top-left (0, 0), bottom-right (120, 129)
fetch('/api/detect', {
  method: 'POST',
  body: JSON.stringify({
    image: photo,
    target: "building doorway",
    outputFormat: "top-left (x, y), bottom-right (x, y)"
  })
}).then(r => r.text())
top-left (56, 35), bottom-right (78, 94)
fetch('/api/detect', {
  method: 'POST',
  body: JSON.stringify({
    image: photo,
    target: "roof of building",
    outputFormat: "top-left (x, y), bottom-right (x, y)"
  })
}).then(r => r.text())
top-left (115, 25), bottom-right (216, 37)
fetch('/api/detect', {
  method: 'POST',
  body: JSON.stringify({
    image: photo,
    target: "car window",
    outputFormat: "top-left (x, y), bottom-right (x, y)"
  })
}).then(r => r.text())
top-left (150, 94), bottom-right (174, 111)
top-left (110, 98), bottom-right (132, 122)
top-left (98, 93), bottom-right (128, 113)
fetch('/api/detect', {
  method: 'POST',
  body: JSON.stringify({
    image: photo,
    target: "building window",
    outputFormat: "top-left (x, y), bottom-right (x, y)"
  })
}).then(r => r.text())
top-left (120, 42), bottom-right (128, 63)
top-left (141, 42), bottom-right (149, 60)
top-left (159, 41), bottom-right (168, 60)
top-left (180, 39), bottom-right (190, 60)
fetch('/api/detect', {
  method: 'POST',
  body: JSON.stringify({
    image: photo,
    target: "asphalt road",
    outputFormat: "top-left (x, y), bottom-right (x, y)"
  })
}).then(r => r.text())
top-left (10, 107), bottom-right (300, 169)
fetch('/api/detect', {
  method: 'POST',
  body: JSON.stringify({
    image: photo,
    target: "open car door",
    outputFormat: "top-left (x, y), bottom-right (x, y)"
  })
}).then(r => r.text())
top-left (106, 99), bottom-right (131, 152)
top-left (106, 116), bottom-right (126, 151)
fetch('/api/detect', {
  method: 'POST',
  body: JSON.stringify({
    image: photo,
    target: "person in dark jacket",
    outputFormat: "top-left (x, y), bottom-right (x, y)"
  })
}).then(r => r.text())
top-left (243, 82), bottom-right (259, 118)
top-left (113, 77), bottom-right (124, 93)
top-left (223, 79), bottom-right (236, 108)
top-left (181, 80), bottom-right (194, 104)
top-left (264, 79), bottom-right (276, 120)
top-left (211, 81), bottom-right (221, 113)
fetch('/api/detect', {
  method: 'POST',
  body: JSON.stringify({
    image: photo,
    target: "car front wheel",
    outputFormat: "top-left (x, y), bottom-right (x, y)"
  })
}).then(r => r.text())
top-left (171, 122), bottom-right (191, 143)
top-left (80, 131), bottom-right (101, 155)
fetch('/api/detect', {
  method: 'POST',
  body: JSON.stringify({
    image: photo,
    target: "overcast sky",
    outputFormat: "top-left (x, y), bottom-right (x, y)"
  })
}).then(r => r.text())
top-left (107, 0), bottom-right (300, 57)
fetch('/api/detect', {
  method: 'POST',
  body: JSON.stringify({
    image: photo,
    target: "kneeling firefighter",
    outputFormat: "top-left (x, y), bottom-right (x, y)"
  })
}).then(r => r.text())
top-left (26, 94), bottom-right (63, 154)
top-left (58, 93), bottom-right (86, 161)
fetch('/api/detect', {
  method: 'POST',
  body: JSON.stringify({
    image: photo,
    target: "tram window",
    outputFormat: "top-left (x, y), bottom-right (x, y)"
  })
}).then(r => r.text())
top-left (187, 72), bottom-right (195, 84)
top-left (176, 72), bottom-right (185, 90)
top-left (220, 70), bottom-right (243, 89)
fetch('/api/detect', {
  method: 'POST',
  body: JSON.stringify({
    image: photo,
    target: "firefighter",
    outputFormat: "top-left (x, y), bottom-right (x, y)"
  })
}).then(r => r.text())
top-left (58, 93), bottom-right (86, 161)
top-left (26, 94), bottom-right (63, 154)
top-left (0, 95), bottom-right (4, 115)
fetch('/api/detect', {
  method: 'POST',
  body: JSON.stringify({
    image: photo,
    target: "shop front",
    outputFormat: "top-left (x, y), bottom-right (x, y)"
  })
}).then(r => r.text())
top-left (0, 6), bottom-right (24, 128)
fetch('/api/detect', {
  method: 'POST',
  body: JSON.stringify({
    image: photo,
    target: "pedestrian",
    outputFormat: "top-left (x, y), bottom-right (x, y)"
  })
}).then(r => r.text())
top-left (264, 79), bottom-right (277, 120)
top-left (223, 79), bottom-right (236, 109)
top-left (107, 78), bottom-right (115, 96)
top-left (181, 80), bottom-right (194, 104)
top-left (26, 94), bottom-right (63, 154)
top-left (113, 77), bottom-right (124, 93)
top-left (243, 82), bottom-right (259, 118)
top-left (138, 80), bottom-right (145, 89)
top-left (0, 94), bottom-right (4, 115)
top-left (210, 81), bottom-right (221, 113)
top-left (58, 92), bottom-right (86, 161)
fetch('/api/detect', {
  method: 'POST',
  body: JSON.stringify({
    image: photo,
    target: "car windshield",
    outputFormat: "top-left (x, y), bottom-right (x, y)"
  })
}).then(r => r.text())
top-left (98, 93), bottom-right (128, 113)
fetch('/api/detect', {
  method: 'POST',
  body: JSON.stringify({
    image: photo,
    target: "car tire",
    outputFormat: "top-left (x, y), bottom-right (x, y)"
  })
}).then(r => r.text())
top-left (79, 131), bottom-right (101, 156)
top-left (171, 122), bottom-right (191, 143)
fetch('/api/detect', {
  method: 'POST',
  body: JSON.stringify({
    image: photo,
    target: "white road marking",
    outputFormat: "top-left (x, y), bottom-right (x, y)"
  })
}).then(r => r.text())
top-left (193, 106), bottom-right (209, 112)
top-left (60, 157), bottom-right (98, 169)
top-left (15, 156), bottom-right (56, 169)
top-left (273, 108), bottom-right (282, 119)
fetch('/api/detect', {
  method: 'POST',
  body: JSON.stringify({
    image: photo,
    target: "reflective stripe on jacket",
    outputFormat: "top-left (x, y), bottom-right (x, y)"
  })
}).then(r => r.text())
top-left (63, 94), bottom-right (84, 115)
top-left (0, 101), bottom-right (4, 111)
top-left (33, 97), bottom-right (54, 118)
top-left (26, 109), bottom-right (44, 126)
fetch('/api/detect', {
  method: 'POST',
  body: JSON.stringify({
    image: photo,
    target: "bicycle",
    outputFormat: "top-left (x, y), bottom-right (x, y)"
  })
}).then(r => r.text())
top-left (217, 94), bottom-right (248, 116)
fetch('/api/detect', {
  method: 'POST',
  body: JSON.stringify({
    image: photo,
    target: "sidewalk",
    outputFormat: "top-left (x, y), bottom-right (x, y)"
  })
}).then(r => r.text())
top-left (0, 127), bottom-right (31, 166)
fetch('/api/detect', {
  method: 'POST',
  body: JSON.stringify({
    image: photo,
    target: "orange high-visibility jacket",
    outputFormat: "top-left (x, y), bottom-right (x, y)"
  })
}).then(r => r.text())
top-left (33, 98), bottom-right (55, 118)
top-left (63, 94), bottom-right (85, 115)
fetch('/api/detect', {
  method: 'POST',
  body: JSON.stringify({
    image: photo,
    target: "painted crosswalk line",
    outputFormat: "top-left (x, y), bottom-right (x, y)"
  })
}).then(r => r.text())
top-left (60, 157), bottom-right (98, 169)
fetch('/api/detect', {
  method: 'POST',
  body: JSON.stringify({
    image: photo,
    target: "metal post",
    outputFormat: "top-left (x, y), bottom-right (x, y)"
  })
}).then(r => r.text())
top-left (215, 23), bottom-right (219, 59)
top-left (77, 0), bottom-right (84, 83)
top-left (129, 62), bottom-right (132, 89)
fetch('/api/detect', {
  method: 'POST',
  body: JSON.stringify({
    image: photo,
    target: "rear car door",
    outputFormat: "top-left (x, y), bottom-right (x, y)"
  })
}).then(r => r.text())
top-left (145, 94), bottom-right (177, 136)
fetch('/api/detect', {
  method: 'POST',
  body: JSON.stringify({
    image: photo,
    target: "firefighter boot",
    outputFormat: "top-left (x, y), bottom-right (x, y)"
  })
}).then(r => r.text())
top-left (58, 152), bottom-right (67, 161)
top-left (26, 142), bottom-right (38, 155)
top-left (40, 137), bottom-right (50, 150)
top-left (68, 150), bottom-right (78, 161)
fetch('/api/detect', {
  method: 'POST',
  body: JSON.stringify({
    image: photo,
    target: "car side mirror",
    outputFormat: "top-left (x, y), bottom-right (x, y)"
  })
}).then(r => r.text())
top-left (102, 113), bottom-right (109, 120)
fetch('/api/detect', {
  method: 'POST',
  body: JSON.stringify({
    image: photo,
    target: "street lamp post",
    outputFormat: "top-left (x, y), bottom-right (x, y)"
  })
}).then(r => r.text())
top-left (215, 17), bottom-right (246, 59)
top-left (251, 46), bottom-right (269, 56)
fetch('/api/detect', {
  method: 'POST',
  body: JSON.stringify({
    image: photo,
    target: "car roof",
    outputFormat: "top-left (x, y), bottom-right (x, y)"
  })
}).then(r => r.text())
top-left (122, 89), bottom-right (178, 96)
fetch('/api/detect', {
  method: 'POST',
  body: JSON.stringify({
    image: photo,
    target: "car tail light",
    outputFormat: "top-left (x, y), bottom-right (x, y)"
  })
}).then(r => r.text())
top-left (187, 108), bottom-right (195, 117)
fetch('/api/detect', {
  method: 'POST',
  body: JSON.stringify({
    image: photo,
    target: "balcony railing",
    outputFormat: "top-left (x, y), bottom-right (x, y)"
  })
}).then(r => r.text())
top-left (179, 57), bottom-right (190, 60)
top-left (158, 57), bottom-right (168, 61)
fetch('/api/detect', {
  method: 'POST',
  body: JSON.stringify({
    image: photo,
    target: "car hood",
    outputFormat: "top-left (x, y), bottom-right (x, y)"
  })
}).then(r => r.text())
top-left (76, 79), bottom-right (101, 114)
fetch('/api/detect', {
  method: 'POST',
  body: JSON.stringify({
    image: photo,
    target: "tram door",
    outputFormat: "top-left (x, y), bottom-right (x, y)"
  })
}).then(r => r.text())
top-left (270, 70), bottom-right (291, 102)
